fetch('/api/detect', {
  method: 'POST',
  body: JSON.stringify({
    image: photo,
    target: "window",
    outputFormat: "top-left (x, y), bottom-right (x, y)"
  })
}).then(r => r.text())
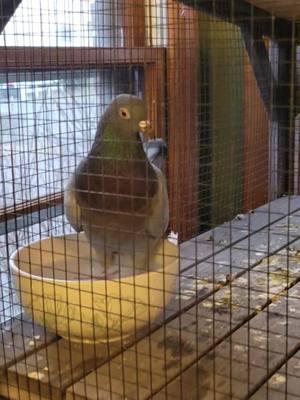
top-left (0, 68), bottom-right (144, 208)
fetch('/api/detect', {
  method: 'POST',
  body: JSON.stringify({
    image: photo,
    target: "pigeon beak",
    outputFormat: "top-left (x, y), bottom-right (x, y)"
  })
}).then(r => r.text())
top-left (138, 120), bottom-right (153, 138)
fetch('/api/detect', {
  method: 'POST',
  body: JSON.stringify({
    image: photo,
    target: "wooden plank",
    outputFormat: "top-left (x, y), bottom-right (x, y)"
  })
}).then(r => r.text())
top-left (0, 47), bottom-right (165, 71)
top-left (4, 340), bottom-right (116, 400)
top-left (251, 350), bottom-right (300, 399)
top-left (256, 195), bottom-right (300, 215)
top-left (181, 231), bottom-right (300, 295)
top-left (153, 283), bottom-right (300, 399)
top-left (3, 197), bottom-right (300, 399)
top-left (0, 315), bottom-right (57, 372)
top-left (0, 384), bottom-right (47, 400)
top-left (154, 284), bottom-right (300, 400)
top-left (180, 195), bottom-right (300, 269)
top-left (65, 225), bottom-right (300, 399)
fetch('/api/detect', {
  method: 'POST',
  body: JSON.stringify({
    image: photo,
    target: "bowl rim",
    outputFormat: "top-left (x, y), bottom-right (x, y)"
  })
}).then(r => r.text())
top-left (9, 234), bottom-right (179, 284)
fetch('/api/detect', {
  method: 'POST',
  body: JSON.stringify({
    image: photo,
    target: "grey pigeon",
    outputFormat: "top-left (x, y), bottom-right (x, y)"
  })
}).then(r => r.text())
top-left (64, 94), bottom-right (169, 272)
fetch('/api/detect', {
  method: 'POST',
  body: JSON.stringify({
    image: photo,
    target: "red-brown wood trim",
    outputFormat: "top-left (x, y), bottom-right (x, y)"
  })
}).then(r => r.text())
top-left (144, 60), bottom-right (166, 139)
top-left (0, 47), bottom-right (164, 70)
top-left (0, 193), bottom-right (63, 223)
top-left (243, 50), bottom-right (269, 211)
top-left (123, 0), bottom-right (146, 47)
top-left (167, 1), bottom-right (198, 242)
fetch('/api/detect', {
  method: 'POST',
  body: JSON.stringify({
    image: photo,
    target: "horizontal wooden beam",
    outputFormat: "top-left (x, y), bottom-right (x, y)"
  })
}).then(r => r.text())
top-left (0, 47), bottom-right (166, 70)
top-left (0, 204), bottom-right (64, 235)
top-left (178, 0), bottom-right (292, 31)
top-left (246, 0), bottom-right (300, 21)
top-left (0, 192), bottom-right (63, 224)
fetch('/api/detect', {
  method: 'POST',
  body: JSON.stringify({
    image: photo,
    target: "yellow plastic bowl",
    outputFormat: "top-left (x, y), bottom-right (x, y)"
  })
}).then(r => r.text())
top-left (9, 233), bottom-right (178, 343)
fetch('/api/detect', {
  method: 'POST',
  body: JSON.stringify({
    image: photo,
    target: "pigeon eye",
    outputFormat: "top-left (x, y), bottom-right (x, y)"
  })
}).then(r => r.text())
top-left (119, 108), bottom-right (131, 119)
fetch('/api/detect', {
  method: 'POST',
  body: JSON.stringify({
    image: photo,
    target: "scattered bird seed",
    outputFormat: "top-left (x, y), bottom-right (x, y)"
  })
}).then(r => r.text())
top-left (269, 373), bottom-right (286, 386)
top-left (28, 371), bottom-right (45, 380)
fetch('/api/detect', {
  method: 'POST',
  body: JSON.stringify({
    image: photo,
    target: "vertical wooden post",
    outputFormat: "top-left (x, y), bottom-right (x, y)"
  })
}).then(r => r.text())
top-left (243, 51), bottom-right (269, 210)
top-left (144, 57), bottom-right (167, 140)
top-left (122, 0), bottom-right (166, 137)
top-left (167, 1), bottom-right (198, 241)
top-left (295, 41), bottom-right (300, 194)
top-left (123, 0), bottom-right (198, 241)
top-left (275, 20), bottom-right (294, 195)
top-left (193, 14), bottom-right (245, 228)
top-left (123, 0), bottom-right (146, 47)
top-left (122, 0), bottom-right (168, 240)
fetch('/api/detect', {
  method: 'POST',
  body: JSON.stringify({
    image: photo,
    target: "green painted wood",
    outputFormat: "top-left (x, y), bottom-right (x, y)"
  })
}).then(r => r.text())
top-left (198, 13), bottom-right (244, 229)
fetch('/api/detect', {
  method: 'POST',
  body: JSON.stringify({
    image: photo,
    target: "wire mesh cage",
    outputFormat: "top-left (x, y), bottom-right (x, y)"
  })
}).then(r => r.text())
top-left (0, 0), bottom-right (299, 399)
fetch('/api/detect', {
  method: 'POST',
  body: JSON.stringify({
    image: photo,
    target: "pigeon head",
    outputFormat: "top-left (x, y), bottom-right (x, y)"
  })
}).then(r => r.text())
top-left (101, 94), bottom-right (151, 140)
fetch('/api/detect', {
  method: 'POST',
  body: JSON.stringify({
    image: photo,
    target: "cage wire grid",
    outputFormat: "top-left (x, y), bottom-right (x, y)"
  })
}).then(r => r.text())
top-left (0, 0), bottom-right (299, 399)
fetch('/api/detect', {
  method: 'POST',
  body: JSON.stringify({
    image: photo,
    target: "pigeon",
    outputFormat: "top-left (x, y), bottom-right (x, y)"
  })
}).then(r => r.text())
top-left (64, 94), bottom-right (169, 272)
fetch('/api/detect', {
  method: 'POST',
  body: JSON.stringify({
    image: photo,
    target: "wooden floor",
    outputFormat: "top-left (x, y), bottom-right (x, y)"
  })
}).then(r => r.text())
top-left (1, 197), bottom-right (300, 399)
